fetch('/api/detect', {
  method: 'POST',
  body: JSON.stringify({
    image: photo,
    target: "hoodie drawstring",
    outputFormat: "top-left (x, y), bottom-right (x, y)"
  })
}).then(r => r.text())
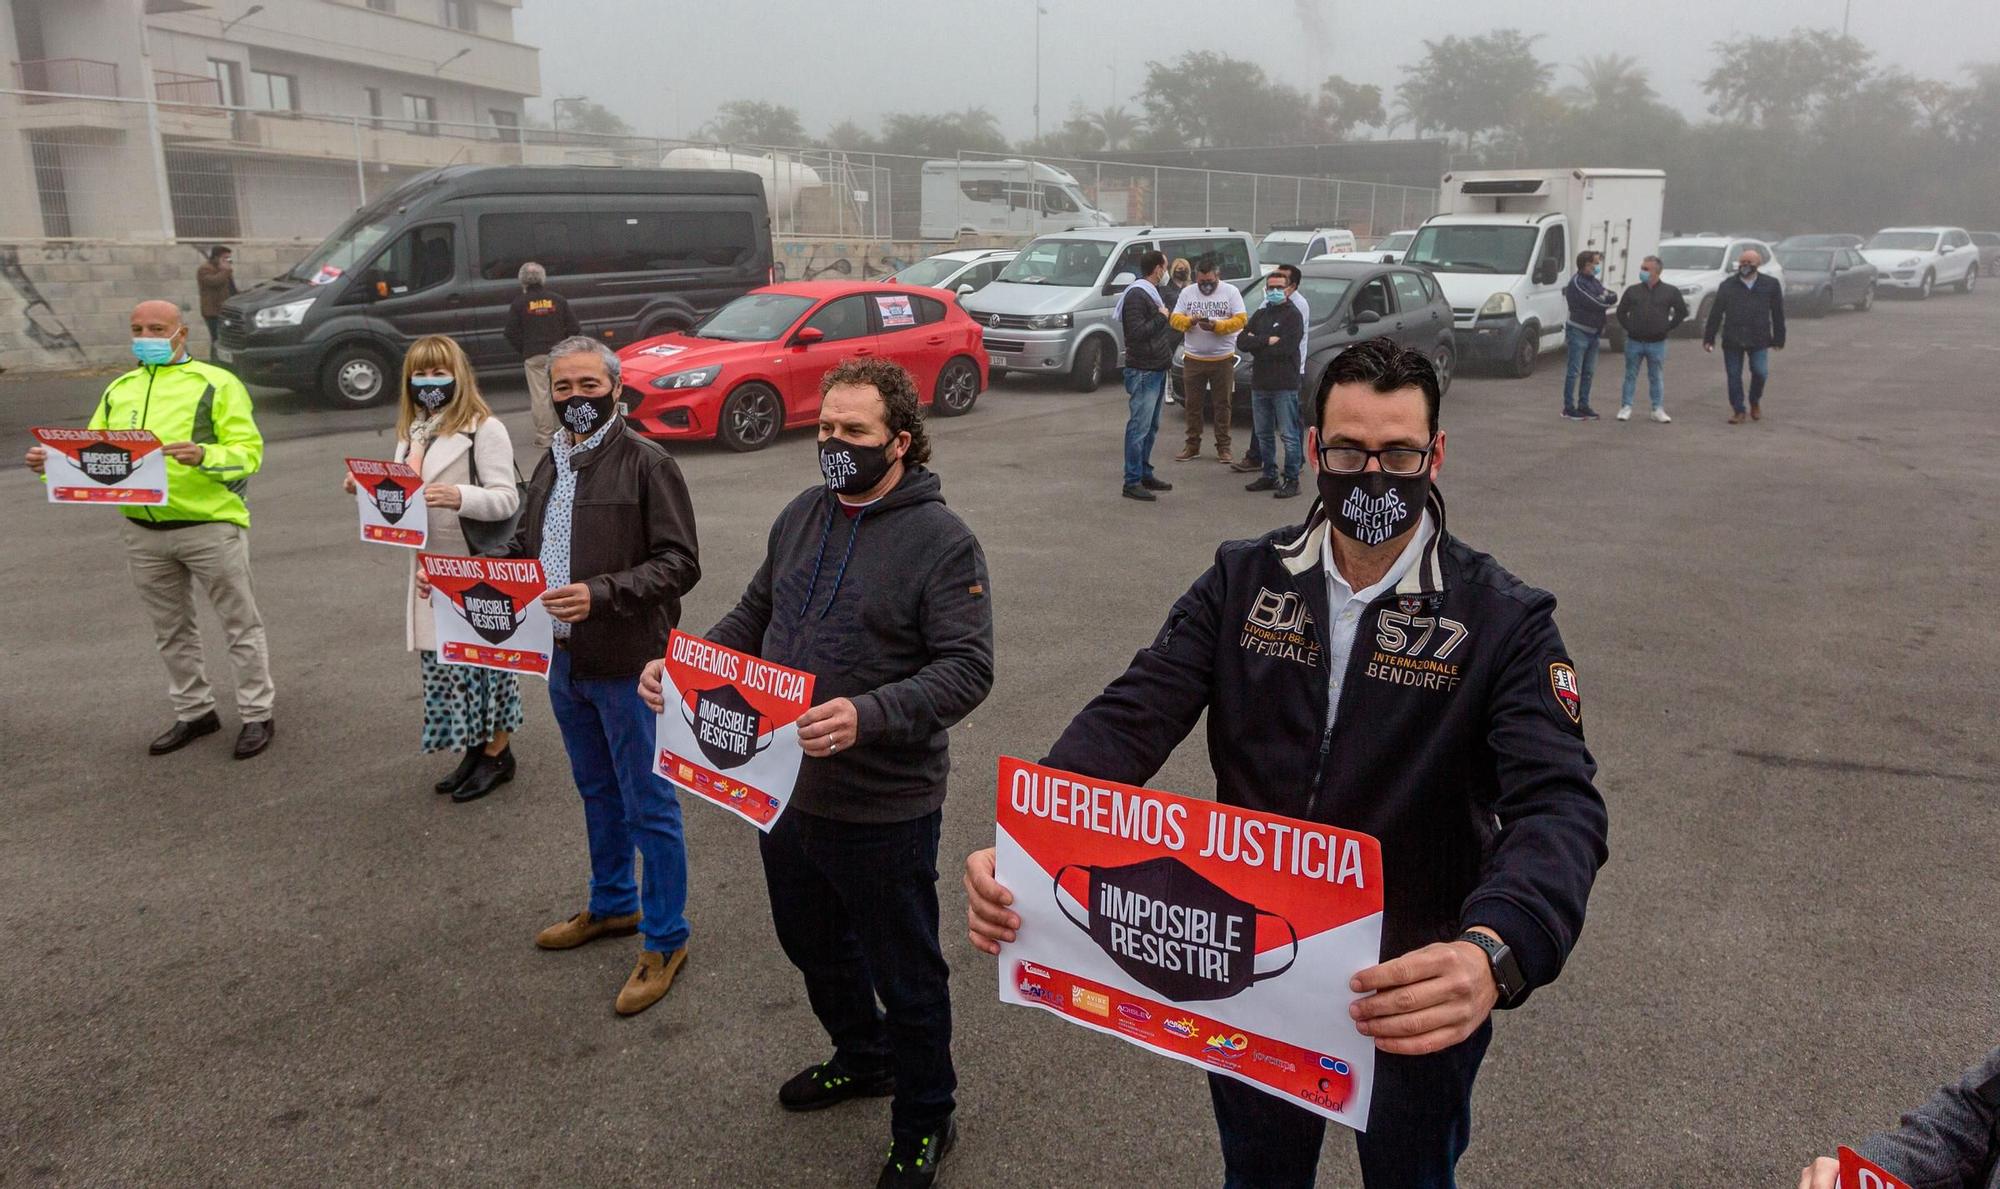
top-left (796, 503), bottom-right (836, 619)
top-left (817, 507), bottom-right (866, 619)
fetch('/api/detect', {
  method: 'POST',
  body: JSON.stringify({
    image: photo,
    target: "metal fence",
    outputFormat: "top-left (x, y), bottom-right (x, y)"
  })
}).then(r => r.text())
top-left (0, 89), bottom-right (1436, 248)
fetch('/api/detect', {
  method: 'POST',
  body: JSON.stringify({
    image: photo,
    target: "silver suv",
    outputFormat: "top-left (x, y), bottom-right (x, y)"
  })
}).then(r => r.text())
top-left (960, 226), bottom-right (1259, 392)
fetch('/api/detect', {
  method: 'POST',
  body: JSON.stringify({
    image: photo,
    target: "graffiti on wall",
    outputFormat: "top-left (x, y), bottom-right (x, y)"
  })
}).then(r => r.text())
top-left (772, 240), bottom-right (918, 283)
top-left (0, 247), bottom-right (87, 363)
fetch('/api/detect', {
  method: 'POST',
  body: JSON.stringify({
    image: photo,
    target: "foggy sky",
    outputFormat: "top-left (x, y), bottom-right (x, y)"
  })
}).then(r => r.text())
top-left (518, 0), bottom-right (2000, 144)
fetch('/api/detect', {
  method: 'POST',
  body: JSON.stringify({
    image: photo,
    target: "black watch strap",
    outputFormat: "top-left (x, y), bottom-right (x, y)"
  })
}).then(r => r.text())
top-left (1458, 929), bottom-right (1525, 1006)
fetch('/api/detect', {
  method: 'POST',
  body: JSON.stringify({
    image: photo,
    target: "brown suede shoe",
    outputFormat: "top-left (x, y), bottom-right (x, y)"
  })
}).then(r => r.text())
top-left (1215, 450), bottom-right (1234, 465)
top-left (1750, 402), bottom-right (1761, 421)
top-left (535, 910), bottom-right (641, 951)
top-left (1174, 445), bottom-right (1200, 462)
top-left (1726, 412), bottom-right (1747, 425)
top-left (614, 947), bottom-right (687, 1016)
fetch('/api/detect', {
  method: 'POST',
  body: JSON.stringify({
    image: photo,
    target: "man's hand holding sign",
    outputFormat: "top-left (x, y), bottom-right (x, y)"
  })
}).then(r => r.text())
top-left (644, 630), bottom-right (815, 830)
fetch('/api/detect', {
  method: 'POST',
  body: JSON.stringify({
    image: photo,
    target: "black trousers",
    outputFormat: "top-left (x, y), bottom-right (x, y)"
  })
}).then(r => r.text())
top-left (759, 807), bottom-right (955, 1138)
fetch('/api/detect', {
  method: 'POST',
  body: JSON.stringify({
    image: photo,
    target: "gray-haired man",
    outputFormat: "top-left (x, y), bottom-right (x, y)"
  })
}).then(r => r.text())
top-left (504, 262), bottom-right (582, 448)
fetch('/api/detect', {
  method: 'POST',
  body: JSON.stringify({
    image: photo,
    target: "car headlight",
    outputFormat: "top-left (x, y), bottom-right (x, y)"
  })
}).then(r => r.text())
top-left (253, 297), bottom-right (315, 328)
top-left (1026, 312), bottom-right (1072, 330)
top-left (1901, 257), bottom-right (1921, 267)
top-left (1476, 292), bottom-right (1514, 317)
top-left (650, 365), bottom-right (720, 390)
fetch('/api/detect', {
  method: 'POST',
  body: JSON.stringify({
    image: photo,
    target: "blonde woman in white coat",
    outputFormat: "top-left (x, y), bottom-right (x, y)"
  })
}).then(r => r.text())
top-left (343, 334), bottom-right (524, 801)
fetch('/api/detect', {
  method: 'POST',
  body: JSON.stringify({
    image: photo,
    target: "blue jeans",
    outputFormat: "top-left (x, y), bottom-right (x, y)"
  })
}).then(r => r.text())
top-left (1562, 324), bottom-right (1601, 412)
top-left (547, 648), bottom-right (690, 954)
top-left (1621, 338), bottom-right (1667, 410)
top-left (1212, 1021), bottom-right (1491, 1188)
top-left (761, 808), bottom-right (955, 1139)
top-left (1122, 367), bottom-right (1166, 486)
top-left (1250, 388), bottom-right (1302, 483)
top-left (1722, 346), bottom-right (1769, 413)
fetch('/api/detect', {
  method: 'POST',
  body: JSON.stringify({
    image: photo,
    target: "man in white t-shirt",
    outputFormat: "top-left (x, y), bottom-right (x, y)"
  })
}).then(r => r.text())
top-left (1170, 255), bottom-right (1248, 464)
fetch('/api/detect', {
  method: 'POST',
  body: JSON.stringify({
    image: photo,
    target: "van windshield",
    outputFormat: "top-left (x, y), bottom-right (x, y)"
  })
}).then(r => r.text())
top-left (1258, 239), bottom-right (1310, 268)
top-left (289, 214), bottom-right (398, 284)
top-left (996, 238), bottom-right (1114, 287)
top-left (691, 293), bottom-right (816, 342)
top-left (1405, 226), bottom-right (1538, 275)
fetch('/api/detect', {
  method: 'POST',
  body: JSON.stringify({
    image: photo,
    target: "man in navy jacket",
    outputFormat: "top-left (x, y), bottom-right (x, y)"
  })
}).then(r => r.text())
top-left (1561, 250), bottom-right (1619, 420)
top-left (1703, 246), bottom-right (1787, 424)
top-left (965, 339), bottom-right (1608, 1188)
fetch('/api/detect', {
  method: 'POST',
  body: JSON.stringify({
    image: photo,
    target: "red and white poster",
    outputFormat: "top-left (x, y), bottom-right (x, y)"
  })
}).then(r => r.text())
top-left (346, 457), bottom-right (428, 548)
top-left (32, 428), bottom-right (168, 505)
top-left (1838, 1146), bottom-right (1910, 1189)
top-left (420, 554), bottom-right (553, 677)
top-left (995, 757), bottom-right (1384, 1130)
top-left (875, 293), bottom-right (916, 327)
top-left (652, 630), bottom-right (815, 830)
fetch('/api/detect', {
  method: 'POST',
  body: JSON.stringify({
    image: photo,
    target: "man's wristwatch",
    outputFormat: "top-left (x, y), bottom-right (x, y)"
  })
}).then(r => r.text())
top-left (1458, 929), bottom-right (1525, 1007)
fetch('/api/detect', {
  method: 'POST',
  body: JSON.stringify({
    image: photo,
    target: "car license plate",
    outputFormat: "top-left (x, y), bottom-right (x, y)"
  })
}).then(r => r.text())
top-left (215, 346), bottom-right (234, 363)
top-left (988, 353), bottom-right (1008, 368)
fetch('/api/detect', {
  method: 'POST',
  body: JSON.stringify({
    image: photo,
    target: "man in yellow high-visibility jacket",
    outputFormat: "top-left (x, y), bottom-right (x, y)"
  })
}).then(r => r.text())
top-left (25, 300), bottom-right (276, 759)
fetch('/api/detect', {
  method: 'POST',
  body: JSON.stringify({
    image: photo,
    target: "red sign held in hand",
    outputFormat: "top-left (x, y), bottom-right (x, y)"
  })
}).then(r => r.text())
top-left (1838, 1146), bottom-right (1910, 1189)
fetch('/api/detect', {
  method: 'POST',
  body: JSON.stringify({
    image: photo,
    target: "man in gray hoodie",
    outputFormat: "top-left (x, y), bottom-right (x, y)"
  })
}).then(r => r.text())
top-left (1798, 1044), bottom-right (2000, 1188)
top-left (640, 356), bottom-right (993, 1189)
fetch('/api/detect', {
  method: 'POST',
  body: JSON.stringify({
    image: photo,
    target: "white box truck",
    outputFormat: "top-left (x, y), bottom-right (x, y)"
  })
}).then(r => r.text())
top-left (1404, 167), bottom-right (1665, 377)
top-left (919, 159), bottom-right (1112, 240)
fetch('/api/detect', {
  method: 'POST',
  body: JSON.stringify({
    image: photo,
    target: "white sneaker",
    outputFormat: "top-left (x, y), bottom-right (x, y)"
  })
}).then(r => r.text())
top-left (1615, 406), bottom-right (1632, 421)
top-left (1651, 408), bottom-right (1672, 423)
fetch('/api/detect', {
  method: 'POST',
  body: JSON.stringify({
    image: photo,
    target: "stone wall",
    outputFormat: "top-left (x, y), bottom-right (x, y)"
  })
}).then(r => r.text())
top-left (0, 235), bottom-right (1022, 376)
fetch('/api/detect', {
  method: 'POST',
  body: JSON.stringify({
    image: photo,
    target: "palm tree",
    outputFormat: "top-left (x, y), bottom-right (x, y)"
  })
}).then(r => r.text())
top-left (1561, 54), bottom-right (1655, 109)
top-left (1088, 104), bottom-right (1142, 150)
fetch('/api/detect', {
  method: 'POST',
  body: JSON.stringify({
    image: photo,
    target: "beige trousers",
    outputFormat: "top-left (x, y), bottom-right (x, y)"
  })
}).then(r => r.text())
top-left (525, 354), bottom-right (556, 448)
top-left (120, 520), bottom-right (275, 722)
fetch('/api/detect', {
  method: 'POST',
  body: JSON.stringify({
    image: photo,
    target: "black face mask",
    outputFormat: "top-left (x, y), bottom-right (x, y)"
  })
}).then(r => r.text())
top-left (409, 378), bottom-right (455, 411)
top-left (456, 581), bottom-right (519, 644)
top-left (819, 435), bottom-right (895, 495)
top-left (1738, 264), bottom-right (1757, 278)
top-left (559, 389), bottom-right (618, 437)
top-left (680, 683), bottom-right (771, 770)
top-left (1320, 467), bottom-right (1431, 548)
top-left (1197, 279), bottom-right (1219, 295)
top-left (1056, 856), bottom-right (1297, 1003)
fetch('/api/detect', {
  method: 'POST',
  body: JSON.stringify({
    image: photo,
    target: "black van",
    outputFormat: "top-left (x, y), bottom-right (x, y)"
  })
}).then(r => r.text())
top-left (218, 165), bottom-right (774, 406)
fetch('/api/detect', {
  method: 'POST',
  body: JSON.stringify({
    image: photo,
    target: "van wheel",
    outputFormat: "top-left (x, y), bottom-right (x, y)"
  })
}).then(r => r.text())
top-left (1507, 325), bottom-right (1539, 378)
top-left (320, 342), bottom-right (392, 408)
top-left (717, 382), bottom-right (782, 452)
top-left (932, 357), bottom-right (980, 417)
top-left (1432, 343), bottom-right (1456, 396)
top-left (1068, 337), bottom-right (1108, 392)
top-left (1958, 264), bottom-right (1977, 294)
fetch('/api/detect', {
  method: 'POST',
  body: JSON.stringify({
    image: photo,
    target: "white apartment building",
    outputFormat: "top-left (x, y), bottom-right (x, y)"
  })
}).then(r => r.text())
top-left (2, 0), bottom-right (542, 241)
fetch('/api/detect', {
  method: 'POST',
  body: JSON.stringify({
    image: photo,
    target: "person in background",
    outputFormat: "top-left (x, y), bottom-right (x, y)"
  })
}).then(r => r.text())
top-left (1117, 249), bottom-right (1176, 502)
top-left (1161, 257), bottom-right (1190, 405)
top-left (1171, 255), bottom-right (1248, 464)
top-left (195, 246), bottom-right (236, 361)
top-left (1561, 250), bottom-right (1617, 421)
top-left (1614, 254), bottom-right (1686, 423)
top-left (1234, 264), bottom-right (1311, 477)
top-left (641, 357), bottom-right (994, 1189)
top-left (422, 335), bottom-right (700, 1016)
top-left (504, 262), bottom-right (583, 449)
top-left (1798, 1044), bottom-right (2000, 1188)
top-left (1236, 269), bottom-right (1307, 499)
top-left (342, 335), bottom-right (522, 802)
top-left (1703, 246), bottom-right (1786, 425)
top-left (24, 301), bottom-right (274, 759)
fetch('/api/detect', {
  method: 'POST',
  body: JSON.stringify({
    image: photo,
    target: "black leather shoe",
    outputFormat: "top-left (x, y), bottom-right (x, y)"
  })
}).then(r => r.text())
top-left (435, 749), bottom-right (481, 794)
top-left (1139, 476), bottom-right (1172, 491)
top-left (451, 745), bottom-right (515, 803)
top-left (1244, 476), bottom-right (1279, 492)
top-left (232, 719), bottom-right (275, 760)
top-left (149, 711), bottom-right (221, 756)
top-left (779, 1059), bottom-right (895, 1112)
top-left (1274, 480), bottom-right (1301, 499)
top-left (1120, 483), bottom-right (1157, 502)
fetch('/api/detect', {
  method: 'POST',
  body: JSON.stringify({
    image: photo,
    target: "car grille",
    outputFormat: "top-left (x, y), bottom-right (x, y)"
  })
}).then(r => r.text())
top-left (1450, 307), bottom-right (1477, 318)
top-left (983, 336), bottom-right (1028, 354)
top-left (978, 313), bottom-right (1040, 330)
top-left (219, 308), bottom-right (249, 350)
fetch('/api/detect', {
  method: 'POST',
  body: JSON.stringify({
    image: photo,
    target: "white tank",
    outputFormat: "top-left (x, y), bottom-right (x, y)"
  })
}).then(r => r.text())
top-left (661, 147), bottom-right (823, 214)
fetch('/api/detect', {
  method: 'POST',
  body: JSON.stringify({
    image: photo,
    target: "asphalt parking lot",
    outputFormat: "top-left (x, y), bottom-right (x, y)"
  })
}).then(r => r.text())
top-left (4, 285), bottom-right (1999, 1187)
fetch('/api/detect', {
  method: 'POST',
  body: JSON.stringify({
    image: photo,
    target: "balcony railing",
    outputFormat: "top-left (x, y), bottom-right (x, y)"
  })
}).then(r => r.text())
top-left (155, 71), bottom-right (222, 107)
top-left (15, 58), bottom-right (121, 100)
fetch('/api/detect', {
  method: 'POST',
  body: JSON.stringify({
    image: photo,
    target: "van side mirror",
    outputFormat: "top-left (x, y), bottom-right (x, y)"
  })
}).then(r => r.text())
top-left (792, 326), bottom-right (825, 346)
top-left (1533, 263), bottom-right (1559, 285)
top-left (1110, 271), bottom-right (1137, 287)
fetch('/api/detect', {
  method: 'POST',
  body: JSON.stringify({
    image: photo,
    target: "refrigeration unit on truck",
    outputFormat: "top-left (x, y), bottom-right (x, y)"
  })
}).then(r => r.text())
top-left (919, 159), bottom-right (1113, 240)
top-left (1404, 167), bottom-right (1665, 377)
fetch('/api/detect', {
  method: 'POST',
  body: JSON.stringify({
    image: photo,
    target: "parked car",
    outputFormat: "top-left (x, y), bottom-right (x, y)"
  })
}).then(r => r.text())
top-left (1320, 230), bottom-right (1417, 265)
top-left (1971, 231), bottom-right (2000, 276)
top-left (1168, 260), bottom-right (1457, 408)
top-left (219, 165), bottom-right (774, 407)
top-left (1256, 225), bottom-right (1358, 271)
top-left (618, 281), bottom-right (985, 452)
top-left (1775, 247), bottom-right (1878, 316)
top-left (1656, 235), bottom-right (1785, 336)
top-left (959, 226), bottom-right (1259, 392)
top-left (885, 249), bottom-right (1016, 298)
top-left (1861, 227), bottom-right (1981, 299)
top-left (1777, 233), bottom-right (1864, 250)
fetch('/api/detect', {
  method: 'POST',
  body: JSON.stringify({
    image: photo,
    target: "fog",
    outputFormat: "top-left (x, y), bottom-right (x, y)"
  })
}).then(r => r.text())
top-left (518, 0), bottom-right (1998, 142)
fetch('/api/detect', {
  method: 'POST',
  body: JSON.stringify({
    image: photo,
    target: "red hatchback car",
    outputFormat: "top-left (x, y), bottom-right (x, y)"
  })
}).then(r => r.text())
top-left (618, 281), bottom-right (987, 451)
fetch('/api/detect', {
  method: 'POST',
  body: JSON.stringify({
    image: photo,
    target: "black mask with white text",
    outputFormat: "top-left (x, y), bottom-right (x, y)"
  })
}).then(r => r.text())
top-left (559, 390), bottom-right (618, 437)
top-left (1197, 279), bottom-right (1219, 295)
top-left (409, 377), bottom-right (455, 411)
top-left (1319, 468), bottom-right (1431, 548)
top-left (819, 435), bottom-right (894, 495)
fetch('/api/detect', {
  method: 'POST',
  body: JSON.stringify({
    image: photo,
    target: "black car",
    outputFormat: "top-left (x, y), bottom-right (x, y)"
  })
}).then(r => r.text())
top-left (1170, 260), bottom-right (1457, 413)
top-left (1776, 247), bottom-right (1878, 316)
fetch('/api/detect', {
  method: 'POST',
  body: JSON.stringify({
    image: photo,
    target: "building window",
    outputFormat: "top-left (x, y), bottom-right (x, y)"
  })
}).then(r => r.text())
top-left (208, 58), bottom-right (242, 107)
top-left (165, 148), bottom-right (242, 240)
top-left (366, 0), bottom-right (395, 10)
top-left (440, 0), bottom-right (476, 31)
top-left (248, 69), bottom-right (298, 113)
top-left (403, 94), bottom-right (437, 135)
top-left (491, 108), bottom-right (519, 143)
top-left (27, 134), bottom-right (72, 238)
top-left (364, 86), bottom-right (383, 128)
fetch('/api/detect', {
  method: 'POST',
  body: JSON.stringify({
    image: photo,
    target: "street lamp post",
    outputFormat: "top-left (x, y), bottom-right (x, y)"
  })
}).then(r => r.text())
top-left (1032, 2), bottom-right (1046, 141)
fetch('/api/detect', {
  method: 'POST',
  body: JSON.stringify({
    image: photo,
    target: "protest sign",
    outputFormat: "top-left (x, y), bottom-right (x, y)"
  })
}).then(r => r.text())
top-left (995, 757), bottom-right (1383, 1129)
top-left (1838, 1147), bottom-right (1910, 1189)
top-left (32, 428), bottom-right (168, 505)
top-left (875, 294), bottom-right (916, 327)
top-left (652, 629), bottom-right (815, 830)
top-left (420, 554), bottom-right (553, 677)
top-left (346, 458), bottom-right (428, 548)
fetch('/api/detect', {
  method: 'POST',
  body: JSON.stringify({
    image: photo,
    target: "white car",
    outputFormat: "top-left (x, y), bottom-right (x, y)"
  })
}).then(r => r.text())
top-left (885, 248), bottom-right (1018, 299)
top-left (1657, 235), bottom-right (1785, 335)
top-left (1860, 227), bottom-right (1980, 299)
top-left (1256, 226), bottom-right (1358, 273)
top-left (1318, 230), bottom-right (1418, 265)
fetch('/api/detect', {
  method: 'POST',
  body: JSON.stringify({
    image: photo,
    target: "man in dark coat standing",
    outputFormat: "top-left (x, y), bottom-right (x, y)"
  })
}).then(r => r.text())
top-left (1702, 246), bottom-right (1786, 424)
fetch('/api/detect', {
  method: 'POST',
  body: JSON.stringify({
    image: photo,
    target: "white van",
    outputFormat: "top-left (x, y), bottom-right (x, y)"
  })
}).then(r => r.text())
top-left (1256, 226), bottom-right (1358, 271)
top-left (918, 159), bottom-right (1113, 240)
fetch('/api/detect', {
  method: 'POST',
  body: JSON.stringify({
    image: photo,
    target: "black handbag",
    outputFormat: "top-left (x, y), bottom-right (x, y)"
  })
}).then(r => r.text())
top-left (459, 425), bottom-right (525, 558)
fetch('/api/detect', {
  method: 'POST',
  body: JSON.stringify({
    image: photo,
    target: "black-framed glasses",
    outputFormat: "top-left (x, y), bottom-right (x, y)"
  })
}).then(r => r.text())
top-left (1316, 436), bottom-right (1436, 477)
